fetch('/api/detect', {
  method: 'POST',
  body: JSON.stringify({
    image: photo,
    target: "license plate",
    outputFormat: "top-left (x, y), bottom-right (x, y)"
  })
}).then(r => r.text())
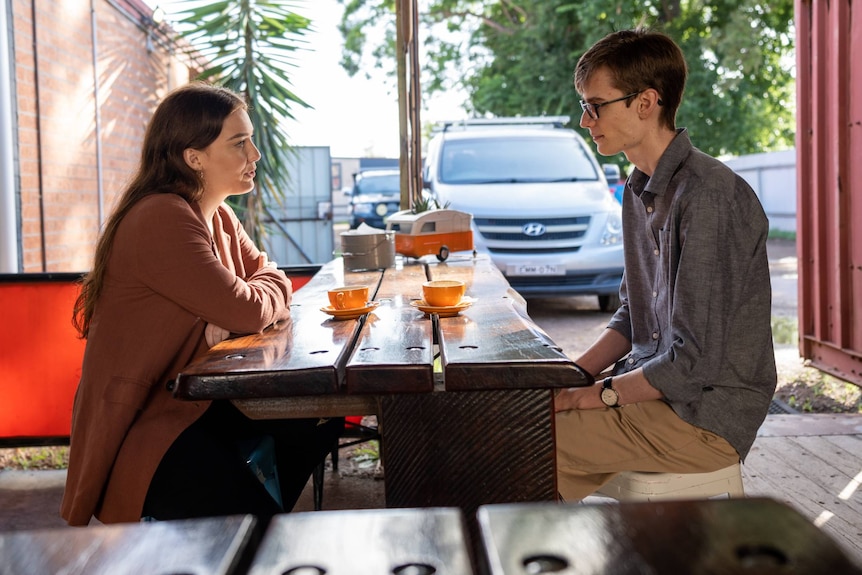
top-left (508, 264), bottom-right (564, 276)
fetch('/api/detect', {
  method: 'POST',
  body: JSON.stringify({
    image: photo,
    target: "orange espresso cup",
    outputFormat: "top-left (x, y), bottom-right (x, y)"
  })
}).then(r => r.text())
top-left (327, 285), bottom-right (370, 310)
top-left (422, 280), bottom-right (466, 307)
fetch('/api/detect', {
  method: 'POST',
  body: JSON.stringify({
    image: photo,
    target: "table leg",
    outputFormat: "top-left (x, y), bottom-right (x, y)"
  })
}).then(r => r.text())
top-left (380, 388), bottom-right (556, 567)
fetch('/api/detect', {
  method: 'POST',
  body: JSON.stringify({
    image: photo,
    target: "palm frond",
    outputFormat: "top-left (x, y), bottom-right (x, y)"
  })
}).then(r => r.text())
top-left (165, 0), bottom-right (313, 243)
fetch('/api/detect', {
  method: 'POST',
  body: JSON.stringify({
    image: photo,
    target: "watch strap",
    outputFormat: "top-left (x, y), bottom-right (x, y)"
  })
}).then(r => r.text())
top-left (601, 376), bottom-right (621, 408)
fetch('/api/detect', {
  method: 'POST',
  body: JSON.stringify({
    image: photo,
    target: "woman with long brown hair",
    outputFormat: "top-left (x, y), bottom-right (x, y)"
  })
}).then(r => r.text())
top-left (61, 82), bottom-right (341, 525)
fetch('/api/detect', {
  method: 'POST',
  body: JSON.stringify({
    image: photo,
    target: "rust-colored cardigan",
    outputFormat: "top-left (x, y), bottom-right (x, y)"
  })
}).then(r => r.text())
top-left (60, 194), bottom-right (292, 526)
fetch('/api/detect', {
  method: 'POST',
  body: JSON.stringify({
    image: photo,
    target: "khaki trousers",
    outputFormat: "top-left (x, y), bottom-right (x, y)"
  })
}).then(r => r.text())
top-left (556, 399), bottom-right (740, 501)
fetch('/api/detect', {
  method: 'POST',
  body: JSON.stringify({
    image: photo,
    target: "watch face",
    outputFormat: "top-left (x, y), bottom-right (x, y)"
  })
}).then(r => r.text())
top-left (601, 387), bottom-right (619, 407)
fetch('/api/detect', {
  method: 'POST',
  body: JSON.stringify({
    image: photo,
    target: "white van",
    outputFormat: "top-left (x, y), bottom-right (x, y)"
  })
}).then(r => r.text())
top-left (423, 117), bottom-right (624, 311)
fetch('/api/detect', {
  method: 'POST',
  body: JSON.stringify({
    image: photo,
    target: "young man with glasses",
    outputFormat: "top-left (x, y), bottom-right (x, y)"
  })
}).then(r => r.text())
top-left (555, 28), bottom-right (777, 500)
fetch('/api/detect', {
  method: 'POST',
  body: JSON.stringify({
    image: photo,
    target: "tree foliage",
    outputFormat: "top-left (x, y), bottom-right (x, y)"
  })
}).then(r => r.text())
top-left (165, 0), bottom-right (313, 243)
top-left (338, 0), bottom-right (795, 159)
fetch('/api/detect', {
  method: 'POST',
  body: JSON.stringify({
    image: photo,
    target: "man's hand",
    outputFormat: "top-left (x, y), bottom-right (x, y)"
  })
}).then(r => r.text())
top-left (554, 385), bottom-right (604, 412)
top-left (205, 323), bottom-right (231, 348)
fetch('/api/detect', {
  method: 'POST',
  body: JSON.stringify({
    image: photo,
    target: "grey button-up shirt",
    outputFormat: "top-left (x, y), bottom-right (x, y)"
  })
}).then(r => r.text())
top-left (608, 129), bottom-right (777, 460)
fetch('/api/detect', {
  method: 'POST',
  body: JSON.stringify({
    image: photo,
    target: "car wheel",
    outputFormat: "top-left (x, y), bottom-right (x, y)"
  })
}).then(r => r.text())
top-left (437, 246), bottom-right (450, 262)
top-left (598, 293), bottom-right (621, 312)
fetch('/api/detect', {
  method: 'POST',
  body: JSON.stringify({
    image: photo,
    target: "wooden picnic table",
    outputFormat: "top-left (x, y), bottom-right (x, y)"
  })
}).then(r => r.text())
top-left (174, 253), bottom-right (590, 523)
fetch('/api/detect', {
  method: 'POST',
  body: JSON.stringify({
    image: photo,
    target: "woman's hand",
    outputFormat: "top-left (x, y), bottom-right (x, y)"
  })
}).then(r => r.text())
top-left (205, 323), bottom-right (231, 347)
top-left (257, 251), bottom-right (277, 270)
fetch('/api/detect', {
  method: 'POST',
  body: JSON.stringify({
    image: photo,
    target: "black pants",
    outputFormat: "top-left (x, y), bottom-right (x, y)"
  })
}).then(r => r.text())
top-left (142, 400), bottom-right (343, 523)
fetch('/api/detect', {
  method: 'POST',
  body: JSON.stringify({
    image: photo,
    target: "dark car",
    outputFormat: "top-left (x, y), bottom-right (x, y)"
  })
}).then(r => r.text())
top-left (346, 169), bottom-right (402, 229)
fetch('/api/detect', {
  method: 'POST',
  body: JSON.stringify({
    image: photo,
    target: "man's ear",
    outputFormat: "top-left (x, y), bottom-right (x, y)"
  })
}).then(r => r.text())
top-left (638, 89), bottom-right (662, 118)
top-left (183, 148), bottom-right (202, 171)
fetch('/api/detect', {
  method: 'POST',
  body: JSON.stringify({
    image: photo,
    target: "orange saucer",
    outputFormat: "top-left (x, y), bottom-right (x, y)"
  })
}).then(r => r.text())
top-left (320, 301), bottom-right (380, 320)
top-left (410, 297), bottom-right (474, 317)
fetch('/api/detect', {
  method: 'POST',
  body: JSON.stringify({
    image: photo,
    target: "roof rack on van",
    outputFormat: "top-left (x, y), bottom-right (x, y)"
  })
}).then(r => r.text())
top-left (440, 116), bottom-right (571, 131)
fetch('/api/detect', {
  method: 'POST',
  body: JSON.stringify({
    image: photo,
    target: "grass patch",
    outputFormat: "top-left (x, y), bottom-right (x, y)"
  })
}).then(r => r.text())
top-left (0, 446), bottom-right (69, 470)
top-left (781, 373), bottom-right (862, 414)
top-left (772, 315), bottom-right (798, 345)
top-left (768, 229), bottom-right (796, 241)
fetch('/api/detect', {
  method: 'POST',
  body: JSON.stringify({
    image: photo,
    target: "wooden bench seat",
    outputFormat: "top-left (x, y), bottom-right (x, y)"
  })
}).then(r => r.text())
top-left (0, 514), bottom-right (257, 575)
top-left (477, 498), bottom-right (862, 574)
top-left (247, 507), bottom-right (475, 574)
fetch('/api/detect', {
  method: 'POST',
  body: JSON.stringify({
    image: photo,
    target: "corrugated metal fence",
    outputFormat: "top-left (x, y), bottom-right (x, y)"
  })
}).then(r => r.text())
top-left (796, 0), bottom-right (862, 385)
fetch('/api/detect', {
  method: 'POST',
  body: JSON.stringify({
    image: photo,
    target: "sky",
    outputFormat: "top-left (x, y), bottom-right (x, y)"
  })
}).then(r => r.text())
top-left (282, 1), bottom-right (467, 158)
top-left (152, 0), bottom-right (468, 159)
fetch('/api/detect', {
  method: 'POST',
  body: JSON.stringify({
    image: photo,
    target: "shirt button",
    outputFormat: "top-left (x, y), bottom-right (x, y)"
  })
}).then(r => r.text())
top-left (628, 358), bottom-right (635, 364)
top-left (652, 332), bottom-right (659, 340)
top-left (647, 206), bottom-right (654, 213)
top-left (652, 291), bottom-right (658, 298)
top-left (653, 249), bottom-right (659, 256)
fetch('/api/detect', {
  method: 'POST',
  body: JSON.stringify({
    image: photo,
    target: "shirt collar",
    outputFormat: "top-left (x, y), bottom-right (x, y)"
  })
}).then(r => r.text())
top-left (630, 128), bottom-right (692, 198)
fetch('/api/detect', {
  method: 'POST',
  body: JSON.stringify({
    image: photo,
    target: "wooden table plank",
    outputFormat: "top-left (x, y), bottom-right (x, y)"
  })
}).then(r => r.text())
top-left (346, 261), bottom-right (435, 394)
top-left (0, 515), bottom-right (257, 575)
top-left (294, 258), bottom-right (384, 304)
top-left (430, 256), bottom-right (591, 391)
top-left (174, 262), bottom-right (387, 400)
top-left (247, 508), bottom-right (475, 575)
top-left (232, 395), bottom-right (382, 419)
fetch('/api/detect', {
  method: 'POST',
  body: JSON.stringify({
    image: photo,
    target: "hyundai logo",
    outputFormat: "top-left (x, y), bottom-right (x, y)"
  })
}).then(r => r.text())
top-left (522, 222), bottom-right (546, 237)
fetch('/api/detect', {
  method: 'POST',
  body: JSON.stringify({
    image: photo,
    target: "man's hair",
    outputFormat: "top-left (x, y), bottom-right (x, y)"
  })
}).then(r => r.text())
top-left (574, 28), bottom-right (687, 130)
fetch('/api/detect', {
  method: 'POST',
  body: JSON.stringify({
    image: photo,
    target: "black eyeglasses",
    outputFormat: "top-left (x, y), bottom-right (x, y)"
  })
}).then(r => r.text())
top-left (579, 91), bottom-right (642, 120)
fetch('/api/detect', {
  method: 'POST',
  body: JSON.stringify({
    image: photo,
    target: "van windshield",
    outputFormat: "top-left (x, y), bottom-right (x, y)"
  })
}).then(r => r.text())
top-left (439, 137), bottom-right (599, 184)
top-left (356, 174), bottom-right (400, 195)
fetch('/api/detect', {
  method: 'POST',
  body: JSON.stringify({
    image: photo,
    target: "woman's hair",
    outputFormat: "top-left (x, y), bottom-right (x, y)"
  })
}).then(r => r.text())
top-left (574, 28), bottom-right (687, 131)
top-left (72, 82), bottom-right (247, 337)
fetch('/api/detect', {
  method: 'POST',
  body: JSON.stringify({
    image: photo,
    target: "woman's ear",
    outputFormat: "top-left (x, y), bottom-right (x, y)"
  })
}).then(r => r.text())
top-left (183, 148), bottom-right (202, 171)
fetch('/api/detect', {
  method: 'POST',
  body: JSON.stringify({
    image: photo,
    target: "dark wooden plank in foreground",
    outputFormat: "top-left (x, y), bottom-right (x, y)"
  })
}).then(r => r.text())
top-left (0, 515), bottom-right (257, 575)
top-left (247, 508), bottom-right (475, 575)
top-left (477, 498), bottom-right (862, 575)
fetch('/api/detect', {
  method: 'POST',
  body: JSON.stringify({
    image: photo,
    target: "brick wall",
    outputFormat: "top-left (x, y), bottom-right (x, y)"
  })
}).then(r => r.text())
top-left (10, 0), bottom-right (193, 272)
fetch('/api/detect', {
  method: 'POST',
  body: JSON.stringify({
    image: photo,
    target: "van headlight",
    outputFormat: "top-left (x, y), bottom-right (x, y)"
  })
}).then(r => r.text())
top-left (600, 212), bottom-right (623, 246)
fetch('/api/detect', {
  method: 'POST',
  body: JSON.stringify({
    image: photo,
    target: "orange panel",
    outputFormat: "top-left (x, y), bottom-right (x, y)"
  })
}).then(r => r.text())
top-left (0, 270), bottom-right (318, 443)
top-left (0, 282), bottom-right (84, 440)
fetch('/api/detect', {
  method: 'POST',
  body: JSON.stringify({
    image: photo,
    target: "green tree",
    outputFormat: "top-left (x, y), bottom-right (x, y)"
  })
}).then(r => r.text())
top-left (165, 0), bottom-right (313, 242)
top-left (338, 0), bottom-right (795, 159)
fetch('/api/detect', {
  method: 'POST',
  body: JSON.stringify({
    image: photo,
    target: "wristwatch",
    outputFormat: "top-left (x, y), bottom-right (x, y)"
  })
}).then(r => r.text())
top-left (600, 376), bottom-right (621, 408)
